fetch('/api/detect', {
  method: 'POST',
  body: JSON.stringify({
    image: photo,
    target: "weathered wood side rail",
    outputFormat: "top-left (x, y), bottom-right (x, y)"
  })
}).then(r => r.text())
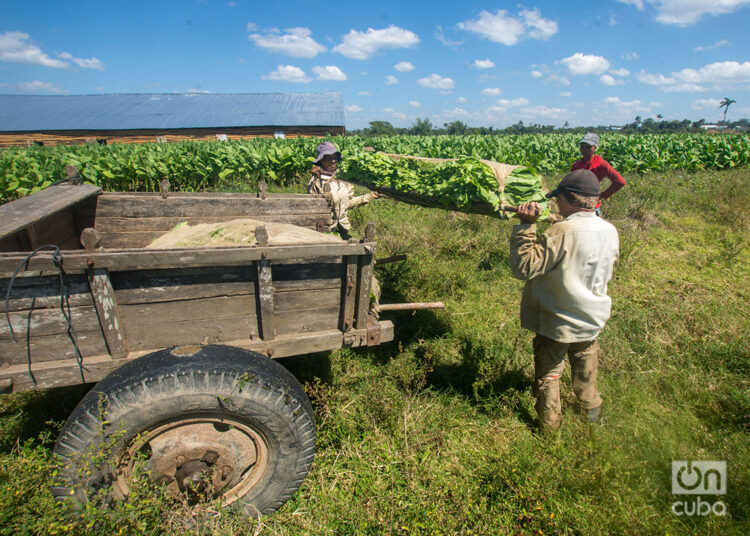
top-left (84, 192), bottom-right (333, 249)
top-left (0, 242), bottom-right (374, 277)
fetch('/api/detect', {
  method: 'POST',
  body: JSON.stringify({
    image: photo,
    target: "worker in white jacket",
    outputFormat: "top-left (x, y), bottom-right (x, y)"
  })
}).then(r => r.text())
top-left (510, 169), bottom-right (619, 430)
top-left (307, 141), bottom-right (379, 239)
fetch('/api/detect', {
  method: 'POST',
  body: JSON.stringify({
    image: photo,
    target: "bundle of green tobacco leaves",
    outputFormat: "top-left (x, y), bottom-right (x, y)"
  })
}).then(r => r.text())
top-left (338, 151), bottom-right (548, 218)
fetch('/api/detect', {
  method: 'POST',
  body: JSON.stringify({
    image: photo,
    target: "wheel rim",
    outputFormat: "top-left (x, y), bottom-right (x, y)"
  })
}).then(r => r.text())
top-left (115, 415), bottom-right (270, 505)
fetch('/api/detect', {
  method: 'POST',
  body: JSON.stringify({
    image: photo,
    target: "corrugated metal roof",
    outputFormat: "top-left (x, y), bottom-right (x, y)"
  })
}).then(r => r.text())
top-left (0, 92), bottom-right (344, 131)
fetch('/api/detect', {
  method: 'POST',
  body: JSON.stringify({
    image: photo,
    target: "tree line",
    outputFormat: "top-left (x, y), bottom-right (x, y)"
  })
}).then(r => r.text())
top-left (348, 116), bottom-right (750, 137)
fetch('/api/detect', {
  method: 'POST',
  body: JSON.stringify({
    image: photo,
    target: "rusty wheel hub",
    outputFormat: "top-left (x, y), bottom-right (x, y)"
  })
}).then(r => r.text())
top-left (116, 417), bottom-right (269, 505)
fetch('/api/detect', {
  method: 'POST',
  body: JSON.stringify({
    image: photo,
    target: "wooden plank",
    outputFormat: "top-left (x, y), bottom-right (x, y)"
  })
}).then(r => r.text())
top-left (355, 225), bottom-right (377, 330)
top-left (119, 295), bottom-right (257, 326)
top-left (0, 330), bottom-right (108, 366)
top-left (0, 306), bottom-right (101, 341)
top-left (0, 353), bottom-right (128, 392)
top-left (256, 260), bottom-right (274, 340)
top-left (271, 260), bottom-right (343, 282)
top-left (25, 226), bottom-right (40, 250)
top-left (273, 288), bottom-right (340, 312)
top-left (1, 275), bottom-right (92, 312)
top-left (0, 323), bottom-right (378, 394)
top-left (0, 183), bottom-right (101, 239)
top-left (120, 315), bottom-right (259, 351)
top-left (84, 214), bottom-right (331, 233)
top-left (87, 268), bottom-right (127, 358)
top-left (0, 234), bottom-right (22, 252)
top-left (116, 279), bottom-right (255, 304)
top-left (92, 195), bottom-right (329, 218)
top-left (275, 307), bottom-right (340, 335)
top-left (340, 256), bottom-right (358, 332)
top-left (32, 209), bottom-right (79, 249)
top-left (0, 242), bottom-right (370, 276)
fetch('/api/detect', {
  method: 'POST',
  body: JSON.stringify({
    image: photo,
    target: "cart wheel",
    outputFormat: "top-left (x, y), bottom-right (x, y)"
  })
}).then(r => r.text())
top-left (52, 345), bottom-right (315, 516)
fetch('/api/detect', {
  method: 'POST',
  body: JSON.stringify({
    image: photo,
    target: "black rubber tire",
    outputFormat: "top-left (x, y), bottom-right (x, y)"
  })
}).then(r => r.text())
top-left (52, 345), bottom-right (315, 516)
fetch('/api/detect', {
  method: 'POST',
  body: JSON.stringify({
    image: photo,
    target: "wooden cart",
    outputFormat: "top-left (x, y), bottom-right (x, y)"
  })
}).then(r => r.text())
top-left (0, 180), bottom-right (407, 515)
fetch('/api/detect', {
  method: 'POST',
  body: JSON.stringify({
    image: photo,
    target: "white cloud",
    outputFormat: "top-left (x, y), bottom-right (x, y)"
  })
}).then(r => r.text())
top-left (56, 51), bottom-right (104, 70)
top-left (262, 65), bottom-right (310, 83)
top-left (383, 107), bottom-right (394, 113)
top-left (616, 0), bottom-right (750, 26)
top-left (560, 91), bottom-right (572, 97)
top-left (695, 39), bottom-right (730, 52)
top-left (637, 60), bottom-right (750, 92)
top-left (0, 80), bottom-right (67, 93)
top-left (690, 98), bottom-right (721, 110)
top-left (357, 91), bottom-right (370, 96)
top-left (246, 22), bottom-right (259, 32)
top-left (601, 96), bottom-right (651, 114)
top-left (394, 61), bottom-right (415, 72)
top-left (333, 25), bottom-right (419, 60)
top-left (312, 65), bottom-right (347, 81)
top-left (345, 104), bottom-right (362, 112)
top-left (609, 67), bottom-right (630, 76)
top-left (521, 105), bottom-right (568, 119)
top-left (490, 97), bottom-right (530, 112)
top-left (481, 87), bottom-right (502, 96)
top-left (530, 70), bottom-right (543, 78)
top-left (521, 8), bottom-right (559, 40)
top-left (409, 100), bottom-right (422, 107)
top-left (434, 25), bottom-right (464, 47)
top-left (0, 32), bottom-right (66, 67)
top-left (548, 74), bottom-right (571, 86)
top-left (0, 31), bottom-right (103, 70)
top-left (392, 112), bottom-right (407, 119)
top-left (250, 27), bottom-right (326, 58)
top-left (600, 74), bottom-right (624, 86)
top-left (622, 52), bottom-right (639, 60)
top-left (458, 8), bottom-right (557, 46)
top-left (617, 0), bottom-right (644, 8)
top-left (457, 97), bottom-right (467, 103)
top-left (385, 75), bottom-right (399, 86)
top-left (473, 59), bottom-right (495, 69)
top-left (561, 53), bottom-right (611, 75)
top-left (418, 73), bottom-right (454, 89)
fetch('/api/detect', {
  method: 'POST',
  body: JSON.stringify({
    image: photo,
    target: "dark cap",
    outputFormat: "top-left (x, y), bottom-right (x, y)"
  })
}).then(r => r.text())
top-left (546, 169), bottom-right (601, 199)
top-left (314, 141), bottom-right (342, 163)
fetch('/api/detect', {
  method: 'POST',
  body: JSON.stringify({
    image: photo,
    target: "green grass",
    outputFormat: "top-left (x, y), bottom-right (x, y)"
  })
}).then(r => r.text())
top-left (1, 169), bottom-right (748, 535)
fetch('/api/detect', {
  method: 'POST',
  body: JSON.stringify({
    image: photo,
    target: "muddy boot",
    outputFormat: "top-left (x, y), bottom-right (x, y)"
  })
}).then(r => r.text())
top-left (586, 405), bottom-right (602, 424)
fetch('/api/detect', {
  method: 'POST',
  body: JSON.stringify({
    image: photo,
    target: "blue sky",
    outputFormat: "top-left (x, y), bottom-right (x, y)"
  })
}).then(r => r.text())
top-left (1, 0), bottom-right (749, 129)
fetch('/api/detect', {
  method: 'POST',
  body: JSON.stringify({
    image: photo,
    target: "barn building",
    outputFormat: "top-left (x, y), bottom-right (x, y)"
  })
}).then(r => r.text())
top-left (0, 92), bottom-right (345, 147)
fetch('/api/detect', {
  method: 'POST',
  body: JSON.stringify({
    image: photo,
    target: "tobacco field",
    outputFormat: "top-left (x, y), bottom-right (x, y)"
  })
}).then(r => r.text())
top-left (2, 133), bottom-right (750, 201)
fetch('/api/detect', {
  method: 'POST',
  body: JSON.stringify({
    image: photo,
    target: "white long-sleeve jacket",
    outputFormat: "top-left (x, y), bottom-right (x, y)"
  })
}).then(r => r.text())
top-left (308, 172), bottom-right (375, 232)
top-left (510, 212), bottom-right (619, 343)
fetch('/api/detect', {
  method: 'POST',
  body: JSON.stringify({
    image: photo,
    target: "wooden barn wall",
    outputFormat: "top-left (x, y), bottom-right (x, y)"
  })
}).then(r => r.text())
top-left (0, 126), bottom-right (345, 147)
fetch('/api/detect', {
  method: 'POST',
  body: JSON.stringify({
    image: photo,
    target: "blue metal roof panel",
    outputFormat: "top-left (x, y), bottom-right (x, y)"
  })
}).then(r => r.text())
top-left (0, 93), bottom-right (344, 131)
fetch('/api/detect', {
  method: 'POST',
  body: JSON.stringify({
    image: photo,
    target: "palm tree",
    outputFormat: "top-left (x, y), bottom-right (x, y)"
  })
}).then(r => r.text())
top-left (719, 97), bottom-right (736, 135)
top-left (656, 113), bottom-right (663, 120)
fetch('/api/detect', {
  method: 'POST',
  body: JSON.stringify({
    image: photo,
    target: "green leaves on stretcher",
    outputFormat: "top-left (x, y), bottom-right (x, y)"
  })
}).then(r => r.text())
top-left (339, 152), bottom-right (548, 216)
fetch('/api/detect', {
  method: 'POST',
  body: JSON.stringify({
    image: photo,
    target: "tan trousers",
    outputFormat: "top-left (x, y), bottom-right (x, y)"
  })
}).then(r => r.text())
top-left (532, 334), bottom-right (603, 429)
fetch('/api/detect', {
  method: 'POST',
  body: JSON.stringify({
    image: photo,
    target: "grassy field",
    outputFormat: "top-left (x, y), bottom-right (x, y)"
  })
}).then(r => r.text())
top-left (0, 168), bottom-right (748, 535)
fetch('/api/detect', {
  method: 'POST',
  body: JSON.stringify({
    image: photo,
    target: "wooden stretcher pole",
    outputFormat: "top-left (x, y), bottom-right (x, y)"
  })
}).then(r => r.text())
top-left (376, 302), bottom-right (445, 312)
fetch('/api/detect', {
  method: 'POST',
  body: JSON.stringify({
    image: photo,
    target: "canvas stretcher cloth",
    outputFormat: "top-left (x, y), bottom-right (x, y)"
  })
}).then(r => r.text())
top-left (146, 219), bottom-right (345, 249)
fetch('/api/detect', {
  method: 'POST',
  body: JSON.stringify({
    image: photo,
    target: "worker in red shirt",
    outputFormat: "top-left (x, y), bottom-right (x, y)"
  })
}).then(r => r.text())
top-left (571, 133), bottom-right (625, 212)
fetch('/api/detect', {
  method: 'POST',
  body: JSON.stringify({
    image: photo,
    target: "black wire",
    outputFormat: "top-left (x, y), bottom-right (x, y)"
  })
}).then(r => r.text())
top-left (4, 245), bottom-right (85, 384)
